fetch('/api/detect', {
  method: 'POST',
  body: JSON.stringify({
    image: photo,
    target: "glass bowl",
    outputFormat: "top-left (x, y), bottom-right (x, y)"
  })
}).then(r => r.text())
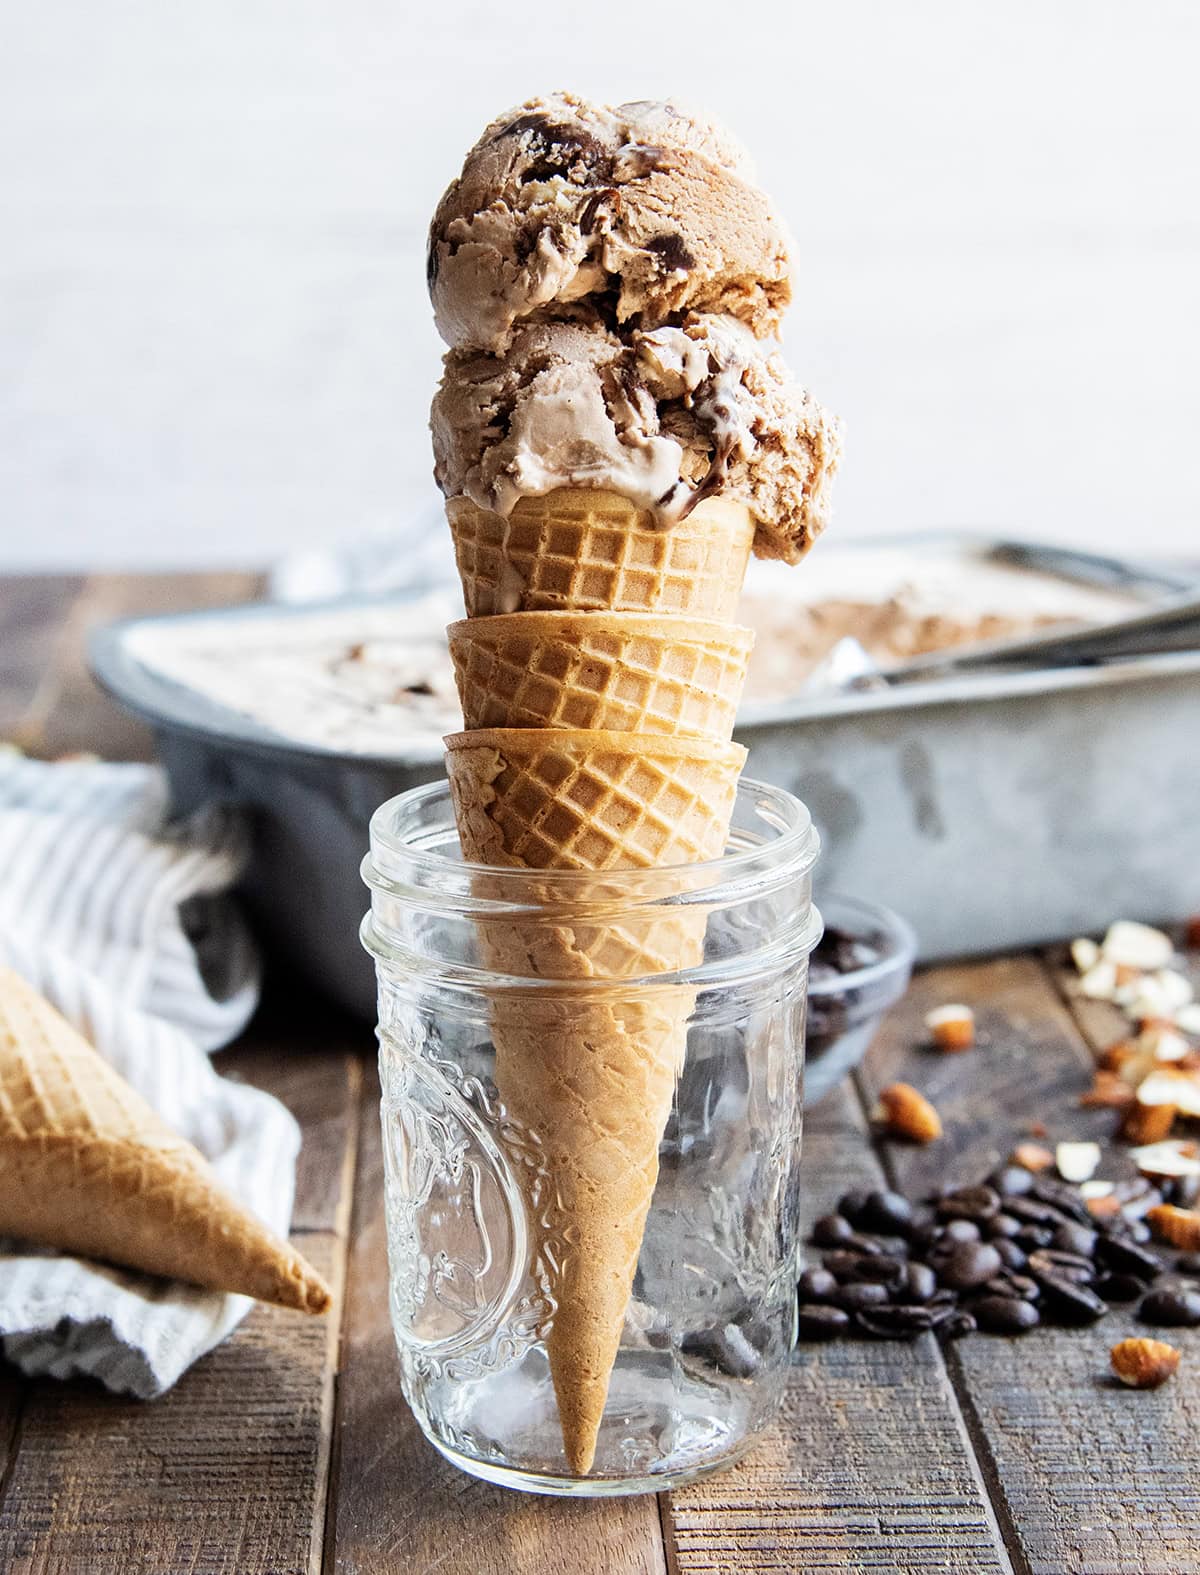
top-left (805, 892), bottom-right (917, 1103)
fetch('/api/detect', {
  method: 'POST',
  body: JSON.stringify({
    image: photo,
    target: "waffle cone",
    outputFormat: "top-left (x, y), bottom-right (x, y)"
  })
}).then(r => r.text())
top-left (448, 611), bottom-right (753, 742)
top-left (447, 489), bottom-right (754, 619)
top-left (444, 727), bottom-right (742, 1472)
top-left (0, 967), bottom-right (330, 1314)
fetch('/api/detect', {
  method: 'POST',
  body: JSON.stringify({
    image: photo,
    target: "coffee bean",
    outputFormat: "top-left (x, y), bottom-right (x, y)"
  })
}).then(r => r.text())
top-left (855, 1255), bottom-right (907, 1285)
top-left (860, 1189), bottom-right (915, 1234)
top-left (1051, 1223), bottom-right (1098, 1259)
top-left (980, 1274), bottom-right (1039, 1302)
top-left (823, 1250), bottom-right (871, 1280)
top-left (836, 1188), bottom-right (873, 1226)
top-left (1014, 1226), bottom-right (1055, 1253)
top-left (993, 1239), bottom-right (1028, 1271)
top-left (938, 1185), bottom-right (1001, 1222)
top-left (855, 1304), bottom-right (938, 1339)
top-left (939, 1241), bottom-right (1003, 1290)
top-left (842, 1232), bottom-right (886, 1257)
top-left (797, 1303), bottom-right (851, 1340)
top-left (1036, 1275), bottom-right (1107, 1324)
top-left (990, 1165), bottom-right (1036, 1198)
top-left (836, 1281), bottom-right (891, 1312)
top-left (1174, 1252), bottom-right (1200, 1277)
top-left (1139, 1287), bottom-right (1200, 1328)
top-left (1095, 1234), bottom-right (1162, 1281)
top-left (903, 1262), bottom-right (938, 1302)
top-left (939, 1219), bottom-right (983, 1246)
top-left (1095, 1273), bottom-right (1146, 1303)
top-left (681, 1324), bottom-right (760, 1377)
top-left (973, 1294), bottom-right (1040, 1333)
top-left (986, 1213), bottom-right (1022, 1240)
top-left (798, 1266), bottom-right (838, 1302)
top-left (871, 1235), bottom-right (912, 1259)
top-left (1030, 1177), bottom-right (1093, 1224)
top-left (811, 1212), bottom-right (855, 1247)
top-left (1028, 1249), bottom-right (1095, 1286)
top-left (937, 1309), bottom-right (977, 1340)
top-left (1006, 1197), bottom-right (1062, 1227)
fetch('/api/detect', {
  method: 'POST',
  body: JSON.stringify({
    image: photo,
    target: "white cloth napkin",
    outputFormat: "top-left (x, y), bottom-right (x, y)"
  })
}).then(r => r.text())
top-left (0, 751), bottom-right (298, 1397)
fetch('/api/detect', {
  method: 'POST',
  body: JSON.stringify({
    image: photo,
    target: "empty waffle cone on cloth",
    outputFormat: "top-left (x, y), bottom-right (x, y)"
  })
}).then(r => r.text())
top-left (447, 489), bottom-right (755, 619)
top-left (444, 728), bottom-right (743, 1472)
top-left (0, 967), bottom-right (330, 1314)
top-left (449, 611), bottom-right (753, 741)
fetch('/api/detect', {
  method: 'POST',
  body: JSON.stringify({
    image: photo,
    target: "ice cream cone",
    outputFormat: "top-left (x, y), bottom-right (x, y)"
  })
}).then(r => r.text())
top-left (444, 727), bottom-right (743, 1471)
top-left (447, 489), bottom-right (755, 620)
top-left (448, 611), bottom-right (753, 741)
top-left (0, 967), bottom-right (331, 1314)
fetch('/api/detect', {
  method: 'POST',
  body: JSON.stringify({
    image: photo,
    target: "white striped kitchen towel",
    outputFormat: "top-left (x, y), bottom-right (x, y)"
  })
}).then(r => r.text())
top-left (0, 751), bottom-right (298, 1397)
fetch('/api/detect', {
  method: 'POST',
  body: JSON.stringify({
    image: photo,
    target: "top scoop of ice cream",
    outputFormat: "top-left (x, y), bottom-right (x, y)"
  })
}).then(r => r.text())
top-left (431, 310), bottom-right (842, 563)
top-left (428, 93), bottom-right (793, 354)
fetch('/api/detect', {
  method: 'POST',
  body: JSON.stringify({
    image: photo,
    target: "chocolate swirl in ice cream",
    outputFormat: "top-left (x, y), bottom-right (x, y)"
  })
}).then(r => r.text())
top-left (432, 311), bottom-right (842, 564)
top-left (428, 93), bottom-right (793, 354)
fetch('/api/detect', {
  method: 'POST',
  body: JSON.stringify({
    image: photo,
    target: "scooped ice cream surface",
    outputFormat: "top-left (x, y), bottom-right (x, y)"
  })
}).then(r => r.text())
top-left (428, 93), bottom-right (792, 354)
top-left (432, 311), bottom-right (842, 564)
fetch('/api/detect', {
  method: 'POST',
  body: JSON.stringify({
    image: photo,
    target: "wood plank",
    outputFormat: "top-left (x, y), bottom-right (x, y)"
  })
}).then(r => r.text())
top-left (664, 1081), bottom-right (1012, 1575)
top-left (0, 1029), bottom-right (357, 1575)
top-left (862, 956), bottom-right (1200, 1575)
top-left (326, 1058), bottom-right (668, 1575)
top-left (0, 575), bottom-right (83, 738)
top-left (16, 571), bottom-right (264, 761)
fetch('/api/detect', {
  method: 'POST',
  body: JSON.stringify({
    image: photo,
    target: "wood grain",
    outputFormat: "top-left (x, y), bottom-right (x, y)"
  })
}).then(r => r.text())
top-left (326, 1059), bottom-right (668, 1575)
top-left (863, 955), bottom-right (1200, 1575)
top-left (664, 1080), bottom-right (1011, 1575)
top-left (17, 570), bottom-right (264, 761)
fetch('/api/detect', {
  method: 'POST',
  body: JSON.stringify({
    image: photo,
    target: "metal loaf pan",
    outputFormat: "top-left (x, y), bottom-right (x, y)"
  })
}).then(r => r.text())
top-left (90, 537), bottom-right (1200, 1019)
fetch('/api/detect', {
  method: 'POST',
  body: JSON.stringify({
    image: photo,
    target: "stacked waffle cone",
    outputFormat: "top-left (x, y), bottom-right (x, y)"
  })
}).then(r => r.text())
top-left (429, 93), bottom-right (840, 1476)
top-left (443, 489), bottom-right (756, 1475)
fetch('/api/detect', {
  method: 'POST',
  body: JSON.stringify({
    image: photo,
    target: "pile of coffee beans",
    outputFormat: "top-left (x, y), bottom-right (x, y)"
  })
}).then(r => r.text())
top-left (798, 1166), bottom-right (1200, 1343)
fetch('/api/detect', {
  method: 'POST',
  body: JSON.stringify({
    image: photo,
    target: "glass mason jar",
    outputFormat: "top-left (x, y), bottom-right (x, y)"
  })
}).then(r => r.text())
top-left (360, 776), bottom-right (821, 1497)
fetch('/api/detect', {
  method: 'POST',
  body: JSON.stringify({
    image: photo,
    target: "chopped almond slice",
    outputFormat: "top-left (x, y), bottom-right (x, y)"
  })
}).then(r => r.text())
top-left (924, 1004), bottom-right (975, 1052)
top-left (1011, 1141), bottom-right (1054, 1172)
top-left (1128, 1139), bottom-right (1200, 1179)
top-left (1121, 1102), bottom-right (1177, 1145)
top-left (1079, 960), bottom-right (1119, 1001)
top-left (1137, 1068), bottom-right (1200, 1119)
top-left (1070, 937), bottom-right (1101, 974)
top-left (1147, 1203), bottom-right (1200, 1251)
top-left (1175, 1003), bottom-right (1200, 1037)
top-left (1056, 1141), bottom-right (1101, 1183)
top-left (1101, 920), bottom-right (1174, 972)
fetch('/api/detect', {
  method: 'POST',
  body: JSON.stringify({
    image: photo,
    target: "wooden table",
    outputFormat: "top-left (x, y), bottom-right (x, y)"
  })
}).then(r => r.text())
top-left (1, 572), bottom-right (1197, 1575)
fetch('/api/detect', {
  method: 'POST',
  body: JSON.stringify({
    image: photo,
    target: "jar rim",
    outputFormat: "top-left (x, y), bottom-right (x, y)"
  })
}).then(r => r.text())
top-left (363, 775), bottom-right (820, 912)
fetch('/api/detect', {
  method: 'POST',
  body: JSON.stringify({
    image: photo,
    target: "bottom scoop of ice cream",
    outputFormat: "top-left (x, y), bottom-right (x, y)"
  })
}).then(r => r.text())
top-left (431, 312), bottom-right (842, 564)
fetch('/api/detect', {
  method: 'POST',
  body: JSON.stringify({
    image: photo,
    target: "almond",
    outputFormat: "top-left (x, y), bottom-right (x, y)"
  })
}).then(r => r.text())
top-left (1146, 1203), bottom-right (1200, 1252)
top-left (1110, 1336), bottom-right (1180, 1389)
top-left (875, 1083), bottom-right (942, 1143)
top-left (924, 1004), bottom-right (975, 1052)
top-left (1011, 1141), bottom-right (1054, 1172)
top-left (1121, 1101), bottom-right (1177, 1145)
top-left (1085, 1192), bottom-right (1123, 1221)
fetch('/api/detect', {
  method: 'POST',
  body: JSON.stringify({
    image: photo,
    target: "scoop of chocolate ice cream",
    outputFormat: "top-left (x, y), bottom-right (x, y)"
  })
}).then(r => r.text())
top-left (431, 311), bottom-right (842, 564)
top-left (428, 93), bottom-right (793, 354)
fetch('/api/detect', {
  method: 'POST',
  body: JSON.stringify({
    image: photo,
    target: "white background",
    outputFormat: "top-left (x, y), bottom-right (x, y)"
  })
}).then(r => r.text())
top-left (1, 1), bottom-right (1197, 570)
